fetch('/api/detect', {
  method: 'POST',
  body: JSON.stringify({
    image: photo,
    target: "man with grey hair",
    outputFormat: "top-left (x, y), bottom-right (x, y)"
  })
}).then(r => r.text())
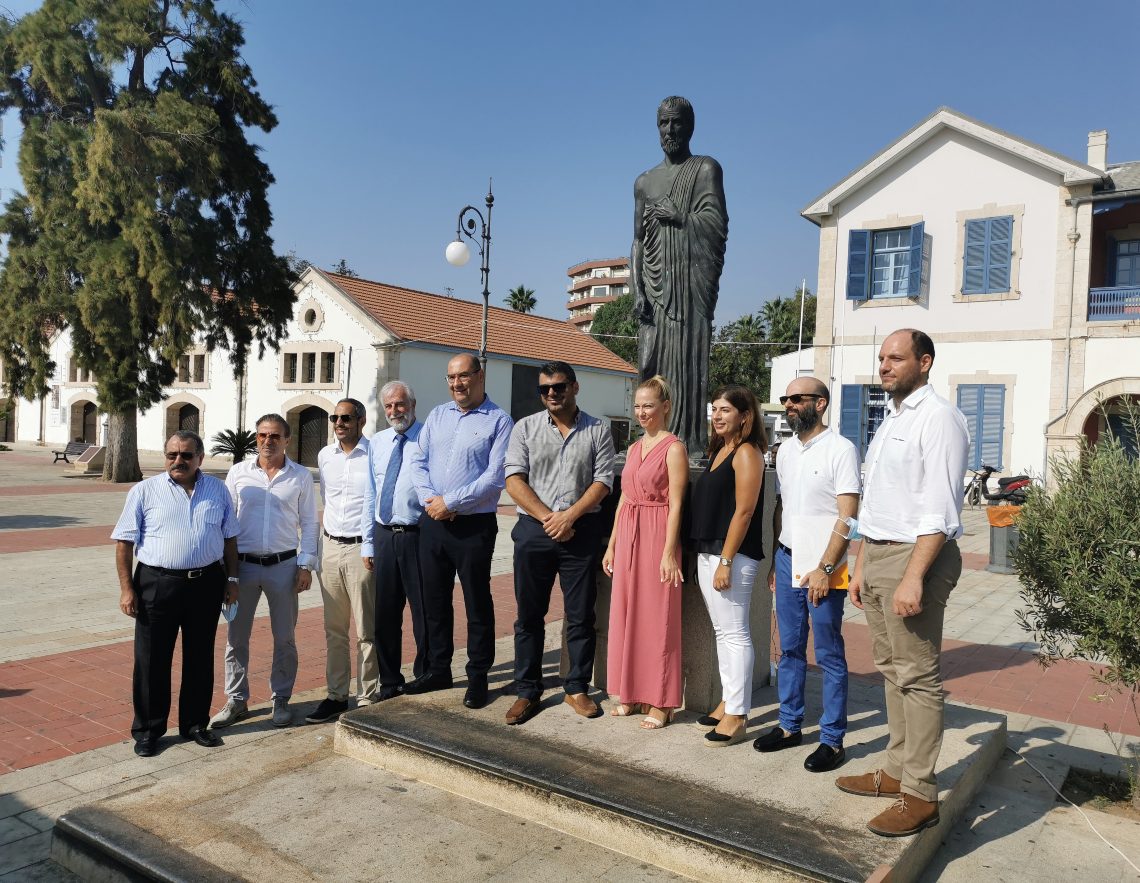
top-left (212, 413), bottom-right (319, 730)
top-left (361, 380), bottom-right (427, 700)
top-left (113, 431), bottom-right (239, 756)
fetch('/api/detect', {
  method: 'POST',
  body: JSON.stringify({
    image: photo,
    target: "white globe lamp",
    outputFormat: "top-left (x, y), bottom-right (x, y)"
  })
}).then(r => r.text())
top-left (445, 239), bottom-right (470, 267)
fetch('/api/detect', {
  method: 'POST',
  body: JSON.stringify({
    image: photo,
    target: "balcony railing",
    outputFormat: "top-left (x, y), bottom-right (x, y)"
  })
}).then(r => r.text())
top-left (1088, 286), bottom-right (1140, 321)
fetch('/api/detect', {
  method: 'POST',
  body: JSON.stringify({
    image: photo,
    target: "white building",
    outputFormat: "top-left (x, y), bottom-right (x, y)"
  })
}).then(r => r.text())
top-left (10, 267), bottom-right (638, 463)
top-left (565, 257), bottom-right (630, 333)
top-left (772, 107), bottom-right (1140, 479)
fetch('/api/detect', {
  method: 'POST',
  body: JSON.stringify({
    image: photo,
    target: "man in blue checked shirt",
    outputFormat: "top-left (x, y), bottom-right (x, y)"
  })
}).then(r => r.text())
top-left (405, 353), bottom-right (513, 709)
top-left (112, 431), bottom-right (239, 758)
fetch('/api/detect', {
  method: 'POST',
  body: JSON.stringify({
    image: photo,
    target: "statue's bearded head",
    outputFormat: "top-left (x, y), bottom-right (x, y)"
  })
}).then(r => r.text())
top-left (657, 96), bottom-right (694, 159)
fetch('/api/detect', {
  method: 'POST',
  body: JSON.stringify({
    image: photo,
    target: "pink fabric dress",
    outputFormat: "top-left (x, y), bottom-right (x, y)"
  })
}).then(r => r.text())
top-left (607, 434), bottom-right (683, 708)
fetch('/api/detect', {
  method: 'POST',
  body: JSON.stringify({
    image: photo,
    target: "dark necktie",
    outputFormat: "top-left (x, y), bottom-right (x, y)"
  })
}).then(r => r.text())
top-left (379, 433), bottom-right (407, 524)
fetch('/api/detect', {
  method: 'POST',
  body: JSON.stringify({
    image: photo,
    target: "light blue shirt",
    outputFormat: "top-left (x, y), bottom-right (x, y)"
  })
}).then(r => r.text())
top-left (408, 397), bottom-right (513, 515)
top-left (361, 421), bottom-right (424, 557)
top-left (112, 471), bottom-right (239, 569)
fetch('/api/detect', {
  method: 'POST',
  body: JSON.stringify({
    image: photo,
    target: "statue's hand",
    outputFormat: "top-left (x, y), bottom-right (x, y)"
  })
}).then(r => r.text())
top-left (633, 292), bottom-right (650, 321)
top-left (648, 197), bottom-right (680, 225)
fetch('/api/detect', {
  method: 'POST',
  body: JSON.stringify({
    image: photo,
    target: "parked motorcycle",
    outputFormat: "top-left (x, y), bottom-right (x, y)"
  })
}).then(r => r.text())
top-left (963, 463), bottom-right (1032, 507)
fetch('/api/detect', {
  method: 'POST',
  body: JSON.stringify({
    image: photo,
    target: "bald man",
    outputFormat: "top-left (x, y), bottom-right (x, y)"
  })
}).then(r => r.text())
top-left (755, 377), bottom-right (860, 775)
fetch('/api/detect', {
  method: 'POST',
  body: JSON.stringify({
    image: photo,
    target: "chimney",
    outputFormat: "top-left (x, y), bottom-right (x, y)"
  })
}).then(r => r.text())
top-left (1087, 130), bottom-right (1108, 171)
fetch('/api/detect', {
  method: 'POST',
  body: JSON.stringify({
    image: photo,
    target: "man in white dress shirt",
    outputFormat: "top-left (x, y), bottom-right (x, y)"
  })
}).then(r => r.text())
top-left (210, 413), bottom-right (320, 730)
top-left (306, 398), bottom-right (377, 724)
top-left (836, 329), bottom-right (969, 838)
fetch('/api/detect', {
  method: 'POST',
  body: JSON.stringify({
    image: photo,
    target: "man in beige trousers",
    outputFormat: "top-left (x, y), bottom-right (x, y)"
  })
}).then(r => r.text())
top-left (838, 329), bottom-right (969, 837)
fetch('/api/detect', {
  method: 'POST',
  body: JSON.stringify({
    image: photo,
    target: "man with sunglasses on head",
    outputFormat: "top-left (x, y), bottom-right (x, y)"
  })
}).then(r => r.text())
top-left (755, 379), bottom-right (860, 773)
top-left (306, 399), bottom-right (377, 724)
top-left (211, 413), bottom-right (319, 730)
top-left (113, 431), bottom-right (240, 757)
top-left (501, 361), bottom-right (615, 726)
top-left (406, 353), bottom-right (513, 709)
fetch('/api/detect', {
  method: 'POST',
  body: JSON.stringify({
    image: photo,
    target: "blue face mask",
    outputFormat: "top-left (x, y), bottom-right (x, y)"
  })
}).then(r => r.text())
top-left (221, 601), bottom-right (239, 623)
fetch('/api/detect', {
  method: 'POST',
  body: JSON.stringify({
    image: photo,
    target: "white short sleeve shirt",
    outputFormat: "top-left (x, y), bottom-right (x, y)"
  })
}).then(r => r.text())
top-left (775, 428), bottom-right (862, 549)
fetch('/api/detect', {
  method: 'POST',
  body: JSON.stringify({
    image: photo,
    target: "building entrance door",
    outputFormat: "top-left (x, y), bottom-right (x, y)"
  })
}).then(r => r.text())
top-left (82, 402), bottom-right (98, 444)
top-left (297, 406), bottom-right (327, 466)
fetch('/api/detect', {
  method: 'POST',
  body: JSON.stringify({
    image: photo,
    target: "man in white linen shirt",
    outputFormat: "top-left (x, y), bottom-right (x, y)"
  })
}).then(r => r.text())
top-left (211, 413), bottom-right (320, 730)
top-left (306, 398), bottom-right (377, 724)
top-left (836, 329), bottom-right (969, 838)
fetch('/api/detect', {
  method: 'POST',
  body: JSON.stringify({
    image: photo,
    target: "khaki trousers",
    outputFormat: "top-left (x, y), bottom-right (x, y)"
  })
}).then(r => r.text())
top-left (319, 539), bottom-right (378, 702)
top-left (862, 539), bottom-right (961, 802)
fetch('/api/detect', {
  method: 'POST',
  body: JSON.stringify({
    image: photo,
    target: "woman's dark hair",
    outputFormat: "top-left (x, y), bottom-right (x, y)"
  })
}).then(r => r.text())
top-left (706, 384), bottom-right (768, 458)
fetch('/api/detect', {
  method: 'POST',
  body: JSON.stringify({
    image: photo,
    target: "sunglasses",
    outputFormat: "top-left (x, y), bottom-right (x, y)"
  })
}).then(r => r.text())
top-left (328, 414), bottom-right (358, 424)
top-left (164, 451), bottom-right (197, 461)
top-left (256, 432), bottom-right (283, 442)
top-left (779, 394), bottom-right (822, 406)
top-left (537, 382), bottom-right (569, 397)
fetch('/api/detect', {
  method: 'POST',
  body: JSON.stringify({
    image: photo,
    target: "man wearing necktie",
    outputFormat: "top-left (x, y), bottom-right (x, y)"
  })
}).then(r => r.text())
top-left (361, 380), bottom-right (427, 700)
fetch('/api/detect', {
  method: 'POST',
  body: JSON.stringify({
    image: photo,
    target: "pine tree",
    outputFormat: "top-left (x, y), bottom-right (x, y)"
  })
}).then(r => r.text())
top-left (0, 1), bottom-right (294, 481)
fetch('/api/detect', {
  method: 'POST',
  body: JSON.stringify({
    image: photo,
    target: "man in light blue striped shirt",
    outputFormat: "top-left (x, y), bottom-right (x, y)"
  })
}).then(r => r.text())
top-left (405, 353), bottom-right (513, 709)
top-left (112, 431), bottom-right (239, 757)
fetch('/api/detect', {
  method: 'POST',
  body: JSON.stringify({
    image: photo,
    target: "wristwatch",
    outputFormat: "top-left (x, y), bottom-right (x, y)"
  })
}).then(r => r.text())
top-left (821, 563), bottom-right (836, 576)
top-left (719, 556), bottom-right (733, 567)
top-left (227, 577), bottom-right (240, 584)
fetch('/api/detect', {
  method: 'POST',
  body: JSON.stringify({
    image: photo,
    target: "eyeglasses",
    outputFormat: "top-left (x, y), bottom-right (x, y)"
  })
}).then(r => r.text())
top-left (446, 370), bottom-right (480, 385)
top-left (779, 394), bottom-right (822, 406)
top-left (537, 382), bottom-right (569, 397)
top-left (164, 451), bottom-right (197, 461)
top-left (328, 414), bottom-right (358, 423)
top-left (256, 432), bottom-right (283, 442)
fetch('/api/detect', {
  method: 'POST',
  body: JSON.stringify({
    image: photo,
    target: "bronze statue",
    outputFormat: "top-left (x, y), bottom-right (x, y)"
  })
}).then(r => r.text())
top-left (632, 96), bottom-right (728, 456)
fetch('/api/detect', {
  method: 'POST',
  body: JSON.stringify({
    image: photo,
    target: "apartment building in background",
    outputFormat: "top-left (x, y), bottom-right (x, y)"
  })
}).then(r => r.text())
top-left (566, 257), bottom-right (630, 332)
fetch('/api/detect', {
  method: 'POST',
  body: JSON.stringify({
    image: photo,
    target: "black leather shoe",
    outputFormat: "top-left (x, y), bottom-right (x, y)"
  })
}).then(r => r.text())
top-left (804, 743), bottom-right (845, 772)
top-left (376, 684), bottom-right (404, 702)
top-left (696, 713), bottom-right (721, 727)
top-left (463, 678), bottom-right (488, 710)
top-left (752, 725), bottom-right (802, 753)
top-left (134, 737), bottom-right (158, 757)
top-left (403, 672), bottom-right (453, 695)
top-left (185, 725), bottom-right (221, 748)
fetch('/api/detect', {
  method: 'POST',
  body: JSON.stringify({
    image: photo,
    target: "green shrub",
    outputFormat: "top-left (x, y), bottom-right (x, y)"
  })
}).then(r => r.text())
top-left (210, 429), bottom-right (257, 464)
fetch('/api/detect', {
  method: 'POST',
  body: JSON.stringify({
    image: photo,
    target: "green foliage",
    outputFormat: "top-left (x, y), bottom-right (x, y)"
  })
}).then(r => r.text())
top-left (589, 294), bottom-right (637, 365)
top-left (504, 284), bottom-right (537, 313)
top-left (331, 259), bottom-right (358, 277)
top-left (210, 428), bottom-right (257, 463)
top-left (1014, 403), bottom-right (1140, 696)
top-left (0, 1), bottom-right (295, 480)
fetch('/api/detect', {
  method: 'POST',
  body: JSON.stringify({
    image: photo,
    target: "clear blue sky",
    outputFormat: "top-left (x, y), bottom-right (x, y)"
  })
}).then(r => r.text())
top-left (2, 0), bottom-right (1139, 324)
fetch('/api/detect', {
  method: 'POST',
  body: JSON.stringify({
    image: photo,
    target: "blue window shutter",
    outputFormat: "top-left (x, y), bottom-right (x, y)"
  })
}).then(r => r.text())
top-left (839, 385), bottom-right (864, 452)
top-left (963, 219), bottom-right (987, 294)
top-left (957, 385), bottom-right (981, 468)
top-left (847, 230), bottom-right (871, 300)
top-left (1106, 238), bottom-right (1117, 287)
top-left (980, 385), bottom-right (1005, 469)
top-left (988, 216), bottom-right (1013, 292)
top-left (906, 222), bottom-right (925, 297)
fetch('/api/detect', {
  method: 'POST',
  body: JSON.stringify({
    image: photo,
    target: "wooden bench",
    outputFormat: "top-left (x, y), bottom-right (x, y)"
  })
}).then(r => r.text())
top-left (53, 442), bottom-right (91, 464)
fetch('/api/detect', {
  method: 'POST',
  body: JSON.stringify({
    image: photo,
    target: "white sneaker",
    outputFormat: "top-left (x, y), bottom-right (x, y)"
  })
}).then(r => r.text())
top-left (355, 696), bottom-right (374, 707)
top-left (209, 698), bottom-right (248, 729)
top-left (272, 697), bottom-right (292, 728)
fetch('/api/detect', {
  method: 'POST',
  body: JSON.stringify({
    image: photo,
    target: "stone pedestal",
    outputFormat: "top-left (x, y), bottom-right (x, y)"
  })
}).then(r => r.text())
top-left (562, 468), bottom-right (777, 711)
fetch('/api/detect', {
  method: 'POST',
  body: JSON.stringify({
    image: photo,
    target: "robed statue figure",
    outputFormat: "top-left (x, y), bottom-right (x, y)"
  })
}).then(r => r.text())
top-left (632, 96), bottom-right (728, 456)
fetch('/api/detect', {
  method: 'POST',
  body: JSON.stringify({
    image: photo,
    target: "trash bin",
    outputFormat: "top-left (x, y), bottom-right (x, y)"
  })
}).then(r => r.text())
top-left (986, 505), bottom-right (1021, 574)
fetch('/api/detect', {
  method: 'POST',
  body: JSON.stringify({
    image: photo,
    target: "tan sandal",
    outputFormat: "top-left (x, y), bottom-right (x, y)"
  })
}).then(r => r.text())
top-left (640, 708), bottom-right (676, 730)
top-left (610, 702), bottom-right (646, 717)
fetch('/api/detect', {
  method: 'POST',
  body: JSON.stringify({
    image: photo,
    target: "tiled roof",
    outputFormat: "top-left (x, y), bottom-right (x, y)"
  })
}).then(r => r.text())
top-left (1106, 161), bottom-right (1140, 193)
top-left (319, 270), bottom-right (636, 375)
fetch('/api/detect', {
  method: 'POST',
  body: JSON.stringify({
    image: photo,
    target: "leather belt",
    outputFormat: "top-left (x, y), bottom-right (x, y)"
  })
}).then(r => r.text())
top-left (380, 524), bottom-right (418, 533)
top-left (777, 542), bottom-right (792, 556)
top-left (323, 530), bottom-right (362, 544)
top-left (238, 550), bottom-right (298, 565)
top-left (863, 537), bottom-right (907, 546)
top-left (142, 561), bottom-right (220, 580)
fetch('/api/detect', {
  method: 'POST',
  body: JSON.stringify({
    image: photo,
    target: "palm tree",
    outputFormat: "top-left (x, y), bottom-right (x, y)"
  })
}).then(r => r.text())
top-left (210, 429), bottom-right (258, 463)
top-left (504, 284), bottom-right (537, 313)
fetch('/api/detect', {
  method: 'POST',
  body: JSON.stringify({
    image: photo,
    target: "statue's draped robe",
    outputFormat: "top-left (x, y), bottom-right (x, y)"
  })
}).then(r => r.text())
top-left (636, 155), bottom-right (728, 454)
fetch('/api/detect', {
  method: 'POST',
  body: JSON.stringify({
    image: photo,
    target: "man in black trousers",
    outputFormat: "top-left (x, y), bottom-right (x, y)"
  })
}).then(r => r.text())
top-left (502, 361), bottom-right (615, 725)
top-left (112, 431), bottom-right (239, 757)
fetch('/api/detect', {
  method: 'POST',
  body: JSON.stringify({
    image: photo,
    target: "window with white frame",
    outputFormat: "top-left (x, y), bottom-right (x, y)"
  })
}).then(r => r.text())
top-left (838, 384), bottom-right (888, 457)
top-left (847, 223), bottom-right (928, 301)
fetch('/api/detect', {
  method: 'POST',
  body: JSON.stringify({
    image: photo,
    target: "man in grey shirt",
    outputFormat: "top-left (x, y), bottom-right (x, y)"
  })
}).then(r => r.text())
top-left (503, 360), bottom-right (616, 726)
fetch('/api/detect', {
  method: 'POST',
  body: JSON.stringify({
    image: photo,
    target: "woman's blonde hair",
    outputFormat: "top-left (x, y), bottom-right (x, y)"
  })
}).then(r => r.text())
top-left (636, 374), bottom-right (673, 405)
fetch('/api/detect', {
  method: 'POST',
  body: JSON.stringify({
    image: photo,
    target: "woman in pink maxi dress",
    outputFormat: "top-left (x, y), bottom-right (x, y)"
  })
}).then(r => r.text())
top-left (602, 376), bottom-right (689, 729)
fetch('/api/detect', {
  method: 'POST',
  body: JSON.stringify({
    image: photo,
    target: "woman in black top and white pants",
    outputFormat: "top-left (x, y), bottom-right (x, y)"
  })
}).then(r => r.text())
top-left (689, 384), bottom-right (767, 747)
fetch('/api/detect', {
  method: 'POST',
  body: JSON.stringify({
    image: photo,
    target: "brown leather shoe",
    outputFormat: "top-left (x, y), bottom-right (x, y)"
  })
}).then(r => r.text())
top-left (563, 692), bottom-right (601, 719)
top-left (835, 769), bottom-right (902, 797)
top-left (867, 795), bottom-right (939, 837)
top-left (505, 697), bottom-right (540, 725)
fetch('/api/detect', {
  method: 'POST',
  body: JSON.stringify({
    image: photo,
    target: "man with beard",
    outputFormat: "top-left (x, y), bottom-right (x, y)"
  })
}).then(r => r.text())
top-left (632, 95), bottom-right (728, 456)
top-left (754, 377), bottom-right (860, 774)
top-left (836, 329), bottom-right (969, 838)
top-left (361, 381), bottom-right (428, 701)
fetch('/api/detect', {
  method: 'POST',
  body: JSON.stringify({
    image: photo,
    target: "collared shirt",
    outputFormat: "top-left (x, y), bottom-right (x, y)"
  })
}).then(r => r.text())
top-left (504, 408), bottom-right (615, 514)
top-left (775, 428), bottom-right (862, 549)
top-left (361, 421), bottom-right (424, 557)
top-left (111, 471), bottom-right (238, 569)
top-left (225, 456), bottom-right (320, 569)
top-left (859, 384), bottom-right (970, 543)
top-left (408, 397), bottom-right (513, 515)
top-left (317, 437), bottom-right (371, 537)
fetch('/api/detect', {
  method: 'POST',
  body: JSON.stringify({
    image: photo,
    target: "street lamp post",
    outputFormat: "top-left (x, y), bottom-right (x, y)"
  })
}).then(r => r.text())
top-left (445, 180), bottom-right (494, 370)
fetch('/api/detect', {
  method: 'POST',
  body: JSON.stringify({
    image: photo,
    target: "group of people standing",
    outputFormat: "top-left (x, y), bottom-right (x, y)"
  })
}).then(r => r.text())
top-left (114, 326), bottom-right (968, 839)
